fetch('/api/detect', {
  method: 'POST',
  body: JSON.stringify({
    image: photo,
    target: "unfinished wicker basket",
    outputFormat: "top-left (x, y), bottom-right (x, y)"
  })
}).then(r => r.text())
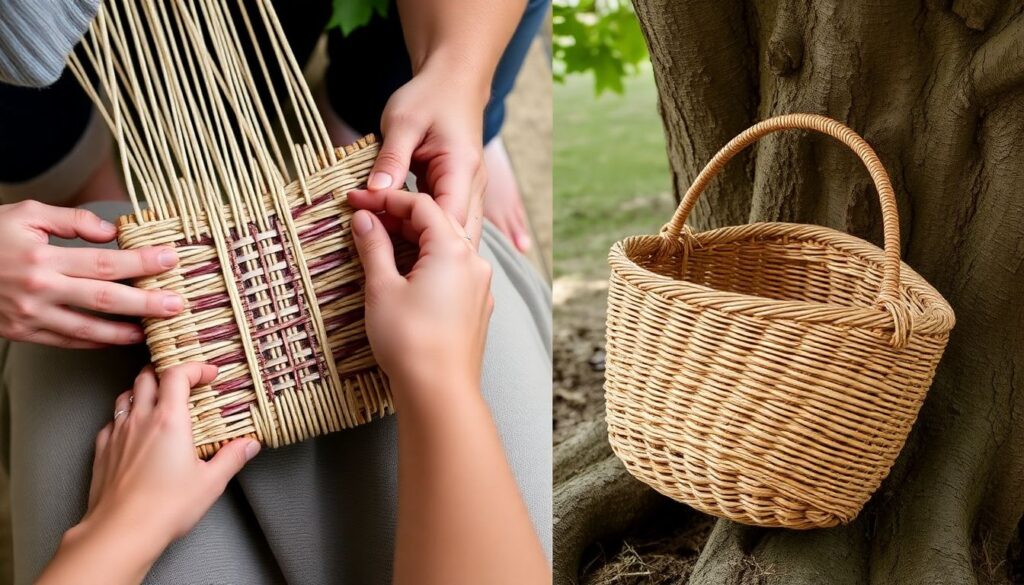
top-left (605, 114), bottom-right (955, 529)
top-left (118, 138), bottom-right (410, 458)
top-left (69, 0), bottom-right (416, 458)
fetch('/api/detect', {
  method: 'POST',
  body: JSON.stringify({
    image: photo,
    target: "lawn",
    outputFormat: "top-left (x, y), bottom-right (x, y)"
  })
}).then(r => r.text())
top-left (553, 67), bottom-right (674, 279)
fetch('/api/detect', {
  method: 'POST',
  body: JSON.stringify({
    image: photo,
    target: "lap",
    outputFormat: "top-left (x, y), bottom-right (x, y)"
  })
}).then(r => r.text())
top-left (1, 205), bottom-right (551, 584)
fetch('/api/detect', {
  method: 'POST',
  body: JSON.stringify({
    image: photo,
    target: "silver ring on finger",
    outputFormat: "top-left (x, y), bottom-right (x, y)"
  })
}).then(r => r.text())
top-left (113, 408), bottom-right (129, 421)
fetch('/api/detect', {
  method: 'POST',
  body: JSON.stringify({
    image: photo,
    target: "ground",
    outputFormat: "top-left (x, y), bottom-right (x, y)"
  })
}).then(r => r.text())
top-left (552, 68), bottom-right (717, 583)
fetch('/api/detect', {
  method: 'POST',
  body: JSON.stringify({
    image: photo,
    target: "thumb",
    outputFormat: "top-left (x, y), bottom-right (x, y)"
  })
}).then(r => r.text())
top-left (351, 210), bottom-right (400, 285)
top-left (368, 125), bottom-right (421, 191)
top-left (206, 437), bottom-right (260, 486)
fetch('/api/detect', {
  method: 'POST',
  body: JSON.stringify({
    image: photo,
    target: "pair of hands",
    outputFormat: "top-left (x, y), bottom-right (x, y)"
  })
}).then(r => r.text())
top-left (32, 63), bottom-right (495, 578)
top-left (37, 189), bottom-right (494, 583)
top-left (0, 63), bottom-right (486, 349)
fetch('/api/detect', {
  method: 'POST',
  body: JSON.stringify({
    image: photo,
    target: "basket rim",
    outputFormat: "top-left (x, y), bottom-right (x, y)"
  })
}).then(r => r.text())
top-left (609, 221), bottom-right (955, 337)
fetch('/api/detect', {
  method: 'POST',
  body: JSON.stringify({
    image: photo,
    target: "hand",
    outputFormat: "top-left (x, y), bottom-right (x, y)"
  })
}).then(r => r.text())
top-left (0, 200), bottom-right (184, 347)
top-left (82, 363), bottom-right (259, 544)
top-left (40, 363), bottom-right (259, 585)
top-left (347, 189), bottom-right (493, 404)
top-left (366, 62), bottom-right (489, 248)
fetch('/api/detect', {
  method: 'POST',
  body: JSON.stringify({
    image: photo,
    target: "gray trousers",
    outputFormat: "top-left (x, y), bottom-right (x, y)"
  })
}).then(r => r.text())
top-left (0, 202), bottom-right (552, 584)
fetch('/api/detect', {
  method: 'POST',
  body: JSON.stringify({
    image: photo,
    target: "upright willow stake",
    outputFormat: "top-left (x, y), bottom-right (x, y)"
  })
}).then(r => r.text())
top-left (76, 0), bottom-right (411, 457)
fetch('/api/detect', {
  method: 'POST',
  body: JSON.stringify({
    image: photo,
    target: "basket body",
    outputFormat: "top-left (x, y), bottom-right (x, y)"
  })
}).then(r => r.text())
top-left (605, 223), bottom-right (953, 528)
top-left (117, 137), bottom-right (410, 457)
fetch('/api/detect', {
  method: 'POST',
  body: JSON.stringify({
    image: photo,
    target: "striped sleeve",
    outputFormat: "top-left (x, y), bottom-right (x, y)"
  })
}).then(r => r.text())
top-left (0, 0), bottom-right (99, 88)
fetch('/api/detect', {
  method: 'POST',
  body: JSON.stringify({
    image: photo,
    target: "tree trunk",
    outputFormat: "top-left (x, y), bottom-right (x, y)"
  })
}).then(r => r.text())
top-left (554, 1), bottom-right (1024, 583)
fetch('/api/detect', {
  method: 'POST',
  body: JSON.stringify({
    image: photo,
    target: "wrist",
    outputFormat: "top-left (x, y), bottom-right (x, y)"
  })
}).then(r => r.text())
top-left (389, 370), bottom-right (482, 415)
top-left (65, 508), bottom-right (169, 567)
top-left (416, 51), bottom-right (492, 109)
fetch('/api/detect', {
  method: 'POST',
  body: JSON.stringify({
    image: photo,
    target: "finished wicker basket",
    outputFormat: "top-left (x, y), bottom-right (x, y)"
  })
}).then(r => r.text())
top-left (604, 114), bottom-right (955, 529)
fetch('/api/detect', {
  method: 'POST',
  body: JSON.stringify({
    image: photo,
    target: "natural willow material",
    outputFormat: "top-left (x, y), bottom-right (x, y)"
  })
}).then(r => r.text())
top-left (70, 0), bottom-right (401, 457)
top-left (604, 114), bottom-right (955, 529)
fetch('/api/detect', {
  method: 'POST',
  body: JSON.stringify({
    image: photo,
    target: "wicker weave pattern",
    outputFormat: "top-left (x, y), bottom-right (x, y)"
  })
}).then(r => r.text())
top-left (605, 114), bottom-right (955, 529)
top-left (118, 139), bottom-right (408, 457)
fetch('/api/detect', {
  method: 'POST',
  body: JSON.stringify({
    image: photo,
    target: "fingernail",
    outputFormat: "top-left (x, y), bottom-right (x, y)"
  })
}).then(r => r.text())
top-left (158, 249), bottom-right (178, 269)
top-left (131, 329), bottom-right (145, 343)
top-left (367, 172), bottom-right (392, 190)
top-left (352, 211), bottom-right (373, 236)
top-left (162, 294), bottom-right (183, 313)
top-left (244, 440), bottom-right (261, 461)
top-left (100, 220), bottom-right (116, 233)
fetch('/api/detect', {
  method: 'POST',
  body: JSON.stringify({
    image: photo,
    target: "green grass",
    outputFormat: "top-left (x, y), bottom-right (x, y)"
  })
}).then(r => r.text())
top-left (553, 68), bottom-right (674, 279)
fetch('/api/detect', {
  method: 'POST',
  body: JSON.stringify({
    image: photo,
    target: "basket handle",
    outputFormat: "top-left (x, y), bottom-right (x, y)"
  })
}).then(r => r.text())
top-left (662, 113), bottom-right (911, 348)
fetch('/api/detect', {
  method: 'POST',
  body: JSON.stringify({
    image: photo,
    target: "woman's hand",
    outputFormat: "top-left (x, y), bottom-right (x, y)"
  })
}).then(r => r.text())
top-left (0, 200), bottom-right (184, 347)
top-left (366, 63), bottom-right (489, 248)
top-left (348, 189), bottom-right (548, 585)
top-left (347, 188), bottom-right (493, 404)
top-left (38, 363), bottom-right (260, 585)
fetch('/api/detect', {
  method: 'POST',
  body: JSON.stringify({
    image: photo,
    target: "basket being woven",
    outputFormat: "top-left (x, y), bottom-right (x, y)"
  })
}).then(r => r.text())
top-left (68, 0), bottom-right (415, 457)
top-left (605, 114), bottom-right (955, 529)
top-left (118, 138), bottom-right (410, 458)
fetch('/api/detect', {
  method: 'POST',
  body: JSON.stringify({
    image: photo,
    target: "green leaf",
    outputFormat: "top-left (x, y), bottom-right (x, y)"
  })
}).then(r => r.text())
top-left (328, 0), bottom-right (390, 37)
top-left (552, 0), bottom-right (648, 95)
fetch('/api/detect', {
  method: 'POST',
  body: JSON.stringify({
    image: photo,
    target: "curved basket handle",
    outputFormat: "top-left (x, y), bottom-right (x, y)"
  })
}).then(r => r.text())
top-left (663, 113), bottom-right (910, 347)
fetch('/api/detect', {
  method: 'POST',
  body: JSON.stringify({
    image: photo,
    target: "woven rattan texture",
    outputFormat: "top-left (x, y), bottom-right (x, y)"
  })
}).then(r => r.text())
top-left (118, 138), bottom-right (410, 458)
top-left (604, 114), bottom-right (955, 529)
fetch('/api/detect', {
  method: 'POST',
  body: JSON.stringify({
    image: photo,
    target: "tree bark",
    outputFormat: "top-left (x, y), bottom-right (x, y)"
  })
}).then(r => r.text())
top-left (555, 1), bottom-right (1024, 583)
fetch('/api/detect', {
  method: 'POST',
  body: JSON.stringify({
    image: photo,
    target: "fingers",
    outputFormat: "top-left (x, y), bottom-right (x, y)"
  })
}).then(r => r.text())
top-left (89, 422), bottom-right (114, 508)
top-left (55, 276), bottom-right (183, 318)
top-left (427, 152), bottom-right (478, 225)
top-left (21, 328), bottom-right (108, 349)
top-left (350, 210), bottom-right (400, 286)
top-left (19, 202), bottom-right (119, 243)
top-left (131, 365), bottom-right (158, 415)
top-left (158, 362), bottom-right (218, 409)
top-left (112, 390), bottom-right (133, 430)
top-left (94, 423), bottom-right (113, 459)
top-left (42, 308), bottom-right (144, 345)
top-left (205, 437), bottom-right (260, 488)
top-left (464, 167), bottom-right (487, 249)
top-left (54, 246), bottom-right (178, 281)
top-left (368, 124), bottom-right (422, 192)
top-left (348, 189), bottom-right (460, 250)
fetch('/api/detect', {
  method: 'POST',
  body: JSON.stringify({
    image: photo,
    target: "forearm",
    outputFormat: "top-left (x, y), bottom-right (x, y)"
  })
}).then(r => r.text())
top-left (392, 379), bottom-right (548, 585)
top-left (396, 0), bottom-right (526, 99)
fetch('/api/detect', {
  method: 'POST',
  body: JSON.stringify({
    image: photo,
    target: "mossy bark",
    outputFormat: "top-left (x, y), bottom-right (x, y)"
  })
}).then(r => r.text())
top-left (554, 1), bottom-right (1024, 583)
